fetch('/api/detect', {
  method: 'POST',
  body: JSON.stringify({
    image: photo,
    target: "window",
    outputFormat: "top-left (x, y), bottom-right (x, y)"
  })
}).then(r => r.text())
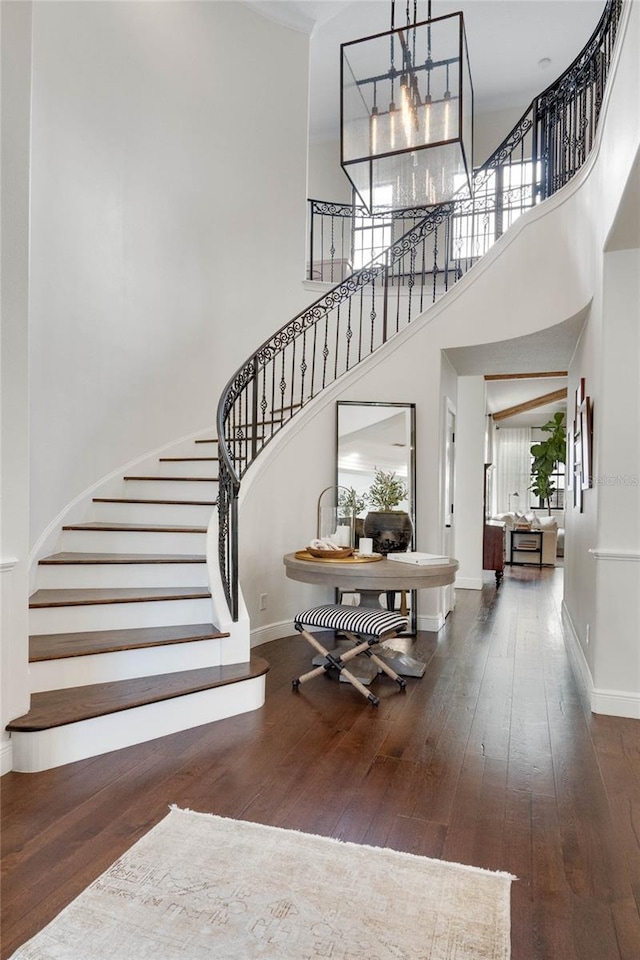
top-left (451, 170), bottom-right (496, 261)
top-left (451, 160), bottom-right (542, 261)
top-left (530, 457), bottom-right (565, 510)
top-left (351, 185), bottom-right (393, 270)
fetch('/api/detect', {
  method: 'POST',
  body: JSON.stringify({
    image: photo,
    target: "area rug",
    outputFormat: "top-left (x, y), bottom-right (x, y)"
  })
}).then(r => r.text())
top-left (10, 807), bottom-right (514, 959)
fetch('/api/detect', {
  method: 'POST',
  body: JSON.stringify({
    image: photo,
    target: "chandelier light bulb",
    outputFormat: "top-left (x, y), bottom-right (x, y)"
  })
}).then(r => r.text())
top-left (443, 89), bottom-right (451, 142)
top-left (400, 76), bottom-right (412, 145)
top-left (424, 94), bottom-right (432, 143)
top-left (370, 105), bottom-right (379, 155)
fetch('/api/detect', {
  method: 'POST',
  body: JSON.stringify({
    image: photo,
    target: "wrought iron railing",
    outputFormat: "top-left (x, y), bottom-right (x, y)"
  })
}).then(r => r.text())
top-left (217, 0), bottom-right (622, 621)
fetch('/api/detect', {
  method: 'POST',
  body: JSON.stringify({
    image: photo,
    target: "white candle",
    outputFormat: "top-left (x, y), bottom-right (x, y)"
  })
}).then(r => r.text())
top-left (359, 538), bottom-right (373, 555)
top-left (336, 525), bottom-right (351, 547)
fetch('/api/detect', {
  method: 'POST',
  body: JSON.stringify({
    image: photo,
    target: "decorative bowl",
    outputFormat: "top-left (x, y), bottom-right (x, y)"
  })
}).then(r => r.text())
top-left (307, 546), bottom-right (353, 559)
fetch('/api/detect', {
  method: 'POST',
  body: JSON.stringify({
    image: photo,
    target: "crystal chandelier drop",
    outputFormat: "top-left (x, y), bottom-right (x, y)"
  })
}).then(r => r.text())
top-left (341, 0), bottom-right (473, 213)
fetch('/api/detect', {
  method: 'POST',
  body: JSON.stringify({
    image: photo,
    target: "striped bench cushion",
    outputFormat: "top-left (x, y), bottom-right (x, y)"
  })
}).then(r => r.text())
top-left (295, 604), bottom-right (408, 637)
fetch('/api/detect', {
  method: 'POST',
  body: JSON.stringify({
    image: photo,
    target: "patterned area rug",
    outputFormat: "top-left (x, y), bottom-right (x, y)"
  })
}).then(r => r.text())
top-left (10, 807), bottom-right (514, 959)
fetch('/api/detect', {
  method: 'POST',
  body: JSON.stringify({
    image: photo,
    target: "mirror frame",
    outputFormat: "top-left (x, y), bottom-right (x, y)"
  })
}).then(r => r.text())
top-left (336, 401), bottom-right (417, 634)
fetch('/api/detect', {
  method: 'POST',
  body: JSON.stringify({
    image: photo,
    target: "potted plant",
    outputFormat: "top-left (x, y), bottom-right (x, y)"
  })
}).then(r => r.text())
top-left (338, 487), bottom-right (368, 545)
top-left (530, 412), bottom-right (566, 515)
top-left (363, 468), bottom-right (413, 555)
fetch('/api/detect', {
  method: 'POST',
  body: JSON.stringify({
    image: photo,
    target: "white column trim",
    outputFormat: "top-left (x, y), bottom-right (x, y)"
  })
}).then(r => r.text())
top-left (1, 557), bottom-right (19, 572)
top-left (588, 549), bottom-right (640, 562)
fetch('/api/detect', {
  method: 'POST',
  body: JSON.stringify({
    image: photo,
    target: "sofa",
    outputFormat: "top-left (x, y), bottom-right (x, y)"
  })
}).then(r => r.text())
top-left (490, 512), bottom-right (560, 566)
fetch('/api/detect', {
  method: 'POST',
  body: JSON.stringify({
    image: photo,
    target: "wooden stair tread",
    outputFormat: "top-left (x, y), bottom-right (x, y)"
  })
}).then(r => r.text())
top-left (6, 656), bottom-right (270, 731)
top-left (29, 587), bottom-right (211, 608)
top-left (29, 623), bottom-right (228, 661)
top-left (93, 498), bottom-right (218, 506)
top-left (123, 475), bottom-right (218, 482)
top-left (39, 553), bottom-right (206, 565)
top-left (62, 522), bottom-right (207, 533)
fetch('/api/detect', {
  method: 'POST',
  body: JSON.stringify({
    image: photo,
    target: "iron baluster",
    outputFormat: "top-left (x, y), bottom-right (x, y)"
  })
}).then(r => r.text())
top-left (308, 200), bottom-right (315, 280)
top-left (330, 214), bottom-right (335, 283)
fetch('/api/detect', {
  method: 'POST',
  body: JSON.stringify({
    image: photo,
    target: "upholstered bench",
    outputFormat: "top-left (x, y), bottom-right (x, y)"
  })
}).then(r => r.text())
top-left (291, 604), bottom-right (409, 706)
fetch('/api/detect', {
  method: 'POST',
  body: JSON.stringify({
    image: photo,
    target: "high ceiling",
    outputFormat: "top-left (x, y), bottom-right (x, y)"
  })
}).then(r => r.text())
top-left (243, 1), bottom-right (605, 142)
top-left (242, 1), bottom-right (604, 428)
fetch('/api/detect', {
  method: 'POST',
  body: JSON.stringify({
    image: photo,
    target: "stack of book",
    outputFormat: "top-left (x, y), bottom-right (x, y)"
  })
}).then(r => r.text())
top-left (514, 537), bottom-right (539, 550)
top-left (386, 552), bottom-right (449, 565)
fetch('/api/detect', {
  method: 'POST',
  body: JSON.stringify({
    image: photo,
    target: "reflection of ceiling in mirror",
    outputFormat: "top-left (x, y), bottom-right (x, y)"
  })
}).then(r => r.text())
top-left (338, 411), bottom-right (410, 476)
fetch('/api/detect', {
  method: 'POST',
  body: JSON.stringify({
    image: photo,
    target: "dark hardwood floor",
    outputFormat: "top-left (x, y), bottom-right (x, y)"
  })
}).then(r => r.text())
top-left (2, 566), bottom-right (639, 959)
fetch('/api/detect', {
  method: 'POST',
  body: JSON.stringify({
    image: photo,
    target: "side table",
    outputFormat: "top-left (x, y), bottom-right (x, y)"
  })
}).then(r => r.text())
top-left (509, 529), bottom-right (543, 567)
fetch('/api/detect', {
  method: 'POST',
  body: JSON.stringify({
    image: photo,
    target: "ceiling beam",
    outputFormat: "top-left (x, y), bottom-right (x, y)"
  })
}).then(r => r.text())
top-left (484, 371), bottom-right (567, 381)
top-left (492, 388), bottom-right (568, 422)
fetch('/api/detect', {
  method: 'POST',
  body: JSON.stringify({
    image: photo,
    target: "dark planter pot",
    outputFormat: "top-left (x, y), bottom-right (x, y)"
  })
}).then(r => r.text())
top-left (363, 511), bottom-right (413, 556)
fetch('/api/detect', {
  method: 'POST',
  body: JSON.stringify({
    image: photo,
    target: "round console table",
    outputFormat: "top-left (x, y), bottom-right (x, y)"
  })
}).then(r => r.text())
top-left (283, 552), bottom-right (458, 678)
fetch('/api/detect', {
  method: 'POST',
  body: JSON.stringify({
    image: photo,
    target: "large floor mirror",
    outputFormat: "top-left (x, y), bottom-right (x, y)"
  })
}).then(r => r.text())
top-left (336, 401), bottom-right (417, 633)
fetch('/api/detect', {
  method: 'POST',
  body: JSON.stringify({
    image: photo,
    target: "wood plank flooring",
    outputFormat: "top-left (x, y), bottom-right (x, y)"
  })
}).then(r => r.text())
top-left (2, 566), bottom-right (639, 959)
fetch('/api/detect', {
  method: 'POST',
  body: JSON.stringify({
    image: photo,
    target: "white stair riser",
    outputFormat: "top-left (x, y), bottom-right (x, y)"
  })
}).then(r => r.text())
top-left (89, 501), bottom-right (215, 526)
top-left (60, 530), bottom-right (207, 553)
top-left (30, 638), bottom-right (224, 692)
top-left (29, 596), bottom-right (213, 635)
top-left (36, 562), bottom-right (209, 590)
top-left (155, 460), bottom-right (219, 478)
top-left (123, 479), bottom-right (218, 500)
top-left (11, 675), bottom-right (266, 772)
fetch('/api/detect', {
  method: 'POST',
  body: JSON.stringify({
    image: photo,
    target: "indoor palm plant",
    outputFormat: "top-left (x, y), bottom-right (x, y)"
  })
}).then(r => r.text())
top-left (363, 468), bottom-right (413, 555)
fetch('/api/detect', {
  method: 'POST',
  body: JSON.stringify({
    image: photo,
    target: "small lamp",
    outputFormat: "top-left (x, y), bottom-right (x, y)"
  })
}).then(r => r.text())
top-left (508, 491), bottom-right (520, 513)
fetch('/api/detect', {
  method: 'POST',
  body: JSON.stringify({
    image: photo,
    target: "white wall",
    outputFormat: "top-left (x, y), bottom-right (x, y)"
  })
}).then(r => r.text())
top-left (29, 0), bottom-right (311, 548)
top-left (473, 104), bottom-right (528, 168)
top-left (592, 248), bottom-right (640, 710)
top-left (1, 0), bottom-right (32, 770)
top-left (453, 376), bottom-right (486, 590)
top-left (308, 139), bottom-right (352, 204)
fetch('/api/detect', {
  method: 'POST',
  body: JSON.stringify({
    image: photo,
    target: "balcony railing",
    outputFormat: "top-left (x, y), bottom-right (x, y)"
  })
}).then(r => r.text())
top-left (217, 0), bottom-right (623, 621)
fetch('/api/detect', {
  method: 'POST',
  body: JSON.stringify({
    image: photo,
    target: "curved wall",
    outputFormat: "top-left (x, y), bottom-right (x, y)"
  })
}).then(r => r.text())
top-left (28, 1), bottom-right (311, 549)
top-left (241, 2), bottom-right (640, 715)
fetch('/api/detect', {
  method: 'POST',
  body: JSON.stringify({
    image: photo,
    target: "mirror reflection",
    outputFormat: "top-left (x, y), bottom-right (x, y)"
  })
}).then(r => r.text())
top-left (336, 401), bottom-right (416, 632)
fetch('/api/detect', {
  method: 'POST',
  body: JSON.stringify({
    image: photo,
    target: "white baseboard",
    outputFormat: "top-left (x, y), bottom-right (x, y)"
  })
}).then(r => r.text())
top-left (562, 601), bottom-right (594, 699)
top-left (591, 688), bottom-right (640, 719)
top-left (1, 739), bottom-right (13, 776)
top-left (417, 613), bottom-right (446, 632)
top-left (562, 601), bottom-right (640, 719)
top-left (251, 620), bottom-right (295, 648)
top-left (454, 577), bottom-right (483, 591)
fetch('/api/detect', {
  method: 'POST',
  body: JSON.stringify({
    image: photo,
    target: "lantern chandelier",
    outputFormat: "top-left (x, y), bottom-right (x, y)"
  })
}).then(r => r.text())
top-left (340, 0), bottom-right (474, 214)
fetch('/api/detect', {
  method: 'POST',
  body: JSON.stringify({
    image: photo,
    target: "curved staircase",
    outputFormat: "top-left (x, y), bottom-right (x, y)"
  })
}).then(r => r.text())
top-left (6, 0), bottom-right (626, 772)
top-left (8, 436), bottom-right (268, 773)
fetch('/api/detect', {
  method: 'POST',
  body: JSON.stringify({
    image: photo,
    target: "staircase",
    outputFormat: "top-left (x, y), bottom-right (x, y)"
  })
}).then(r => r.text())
top-left (8, 436), bottom-right (268, 773)
top-left (7, 0), bottom-right (624, 772)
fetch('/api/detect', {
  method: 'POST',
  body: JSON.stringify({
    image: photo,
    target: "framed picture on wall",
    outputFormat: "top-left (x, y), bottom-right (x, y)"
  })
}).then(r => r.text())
top-left (579, 395), bottom-right (593, 490)
top-left (571, 378), bottom-right (592, 508)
